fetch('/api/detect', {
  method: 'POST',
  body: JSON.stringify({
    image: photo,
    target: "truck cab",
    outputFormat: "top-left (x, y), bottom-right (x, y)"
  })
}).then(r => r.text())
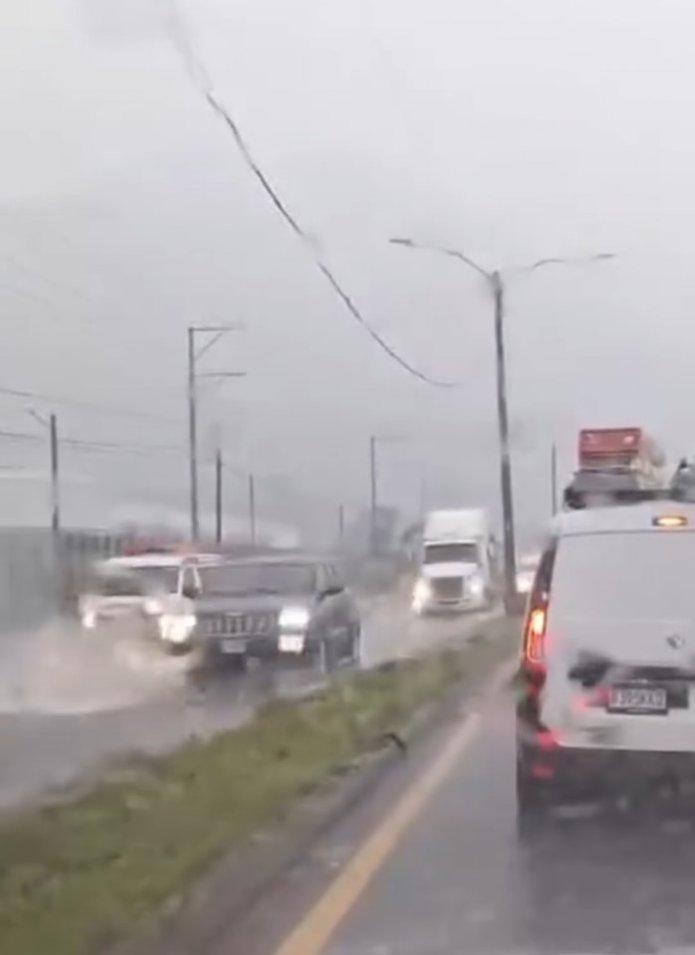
top-left (412, 509), bottom-right (493, 614)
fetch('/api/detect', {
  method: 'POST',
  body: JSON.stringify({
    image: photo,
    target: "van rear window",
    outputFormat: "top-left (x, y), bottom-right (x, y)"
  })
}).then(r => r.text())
top-left (550, 531), bottom-right (695, 617)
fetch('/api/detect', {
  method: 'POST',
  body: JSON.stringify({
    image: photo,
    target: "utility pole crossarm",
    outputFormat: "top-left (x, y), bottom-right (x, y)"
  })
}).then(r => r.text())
top-left (197, 372), bottom-right (246, 380)
top-left (193, 324), bottom-right (244, 362)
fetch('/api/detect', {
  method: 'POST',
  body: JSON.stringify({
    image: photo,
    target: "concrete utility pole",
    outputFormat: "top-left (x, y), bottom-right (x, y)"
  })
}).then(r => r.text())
top-left (369, 436), bottom-right (377, 554)
top-left (28, 409), bottom-right (60, 535)
top-left (186, 324), bottom-right (244, 541)
top-left (338, 503), bottom-right (345, 549)
top-left (389, 238), bottom-right (614, 611)
top-left (248, 473), bottom-right (257, 546)
top-left (369, 433), bottom-right (406, 555)
top-left (49, 413), bottom-right (60, 535)
top-left (215, 448), bottom-right (223, 544)
top-left (551, 442), bottom-right (558, 515)
top-left (187, 327), bottom-right (199, 540)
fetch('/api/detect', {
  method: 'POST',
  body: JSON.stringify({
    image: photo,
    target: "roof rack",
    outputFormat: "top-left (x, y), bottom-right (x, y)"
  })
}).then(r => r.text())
top-left (563, 486), bottom-right (670, 510)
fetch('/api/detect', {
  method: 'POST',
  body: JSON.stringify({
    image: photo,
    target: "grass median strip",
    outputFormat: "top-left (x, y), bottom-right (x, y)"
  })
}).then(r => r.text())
top-left (0, 622), bottom-right (514, 955)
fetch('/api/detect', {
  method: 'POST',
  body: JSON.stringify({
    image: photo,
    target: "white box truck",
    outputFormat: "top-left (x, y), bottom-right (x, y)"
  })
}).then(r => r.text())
top-left (412, 508), bottom-right (494, 614)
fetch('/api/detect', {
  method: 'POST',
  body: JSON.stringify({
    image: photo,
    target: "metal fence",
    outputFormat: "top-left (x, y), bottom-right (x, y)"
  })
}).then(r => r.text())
top-left (0, 529), bottom-right (132, 634)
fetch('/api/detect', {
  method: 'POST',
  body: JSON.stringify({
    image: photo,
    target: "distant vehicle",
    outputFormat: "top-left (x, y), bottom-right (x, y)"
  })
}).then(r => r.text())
top-left (563, 427), bottom-right (666, 509)
top-left (412, 509), bottom-right (494, 614)
top-left (516, 500), bottom-right (695, 833)
top-left (167, 554), bottom-right (361, 672)
top-left (515, 551), bottom-right (540, 596)
top-left (670, 459), bottom-right (695, 502)
top-left (78, 551), bottom-right (220, 653)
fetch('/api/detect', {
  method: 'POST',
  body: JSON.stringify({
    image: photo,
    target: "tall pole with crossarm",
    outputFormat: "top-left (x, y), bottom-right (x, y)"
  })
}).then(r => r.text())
top-left (389, 239), bottom-right (615, 611)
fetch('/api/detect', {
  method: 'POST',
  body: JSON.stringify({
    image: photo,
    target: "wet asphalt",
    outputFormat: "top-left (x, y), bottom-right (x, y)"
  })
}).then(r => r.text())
top-left (251, 690), bottom-right (695, 955)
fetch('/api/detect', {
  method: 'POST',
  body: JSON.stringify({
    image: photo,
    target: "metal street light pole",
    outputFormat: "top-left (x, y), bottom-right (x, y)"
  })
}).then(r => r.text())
top-left (490, 269), bottom-right (516, 608)
top-left (389, 238), bottom-right (614, 611)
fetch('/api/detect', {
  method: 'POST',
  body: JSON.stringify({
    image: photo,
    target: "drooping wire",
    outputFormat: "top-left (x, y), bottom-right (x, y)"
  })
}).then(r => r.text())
top-left (166, 2), bottom-right (459, 389)
top-left (0, 385), bottom-right (179, 424)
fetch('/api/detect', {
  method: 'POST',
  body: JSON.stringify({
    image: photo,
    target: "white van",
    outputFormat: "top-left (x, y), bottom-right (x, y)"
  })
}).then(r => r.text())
top-left (517, 501), bottom-right (695, 829)
top-left (78, 552), bottom-right (219, 652)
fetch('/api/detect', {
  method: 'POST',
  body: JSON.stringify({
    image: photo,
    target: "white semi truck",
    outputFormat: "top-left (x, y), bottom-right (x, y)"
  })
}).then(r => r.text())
top-left (412, 508), bottom-right (495, 614)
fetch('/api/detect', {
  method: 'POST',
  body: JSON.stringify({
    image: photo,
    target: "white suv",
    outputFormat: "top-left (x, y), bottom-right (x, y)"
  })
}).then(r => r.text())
top-left (78, 552), bottom-right (219, 652)
top-left (516, 500), bottom-right (695, 829)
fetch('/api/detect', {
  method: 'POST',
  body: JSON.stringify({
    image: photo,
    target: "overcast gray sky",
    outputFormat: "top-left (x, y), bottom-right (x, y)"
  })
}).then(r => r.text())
top-left (2, 0), bottom-right (694, 540)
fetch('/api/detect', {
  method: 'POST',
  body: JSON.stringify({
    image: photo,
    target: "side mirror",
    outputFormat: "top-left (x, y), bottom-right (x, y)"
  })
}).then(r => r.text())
top-left (319, 584), bottom-right (344, 600)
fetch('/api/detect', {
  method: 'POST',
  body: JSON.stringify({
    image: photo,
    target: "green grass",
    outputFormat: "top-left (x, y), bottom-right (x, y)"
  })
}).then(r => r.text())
top-left (0, 622), bottom-right (514, 955)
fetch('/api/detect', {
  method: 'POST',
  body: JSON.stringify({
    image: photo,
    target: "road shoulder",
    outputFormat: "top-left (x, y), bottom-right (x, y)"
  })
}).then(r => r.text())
top-left (112, 617), bottom-right (517, 955)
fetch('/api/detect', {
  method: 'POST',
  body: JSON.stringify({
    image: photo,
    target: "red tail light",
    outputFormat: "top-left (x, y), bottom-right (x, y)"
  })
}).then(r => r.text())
top-left (523, 605), bottom-right (547, 669)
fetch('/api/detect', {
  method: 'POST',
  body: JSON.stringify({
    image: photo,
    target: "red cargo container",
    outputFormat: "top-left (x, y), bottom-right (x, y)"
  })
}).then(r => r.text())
top-left (578, 427), bottom-right (643, 467)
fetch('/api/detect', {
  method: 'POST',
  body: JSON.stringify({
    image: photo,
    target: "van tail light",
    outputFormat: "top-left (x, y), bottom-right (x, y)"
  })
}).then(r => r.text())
top-left (523, 606), bottom-right (547, 670)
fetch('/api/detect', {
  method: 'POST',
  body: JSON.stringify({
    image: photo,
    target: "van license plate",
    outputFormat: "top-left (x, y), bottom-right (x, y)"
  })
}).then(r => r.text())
top-left (608, 686), bottom-right (667, 713)
top-left (221, 639), bottom-right (245, 655)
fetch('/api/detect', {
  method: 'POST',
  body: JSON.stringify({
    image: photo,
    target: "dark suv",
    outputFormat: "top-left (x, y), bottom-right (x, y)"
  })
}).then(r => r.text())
top-left (181, 554), bottom-right (361, 672)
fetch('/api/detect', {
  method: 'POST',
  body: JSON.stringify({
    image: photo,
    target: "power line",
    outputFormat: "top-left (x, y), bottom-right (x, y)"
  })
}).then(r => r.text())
top-left (167, 3), bottom-right (458, 389)
top-left (0, 426), bottom-right (183, 456)
top-left (0, 384), bottom-right (180, 425)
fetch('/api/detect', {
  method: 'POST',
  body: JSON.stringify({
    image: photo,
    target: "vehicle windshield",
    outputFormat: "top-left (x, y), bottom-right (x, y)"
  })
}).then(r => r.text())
top-left (551, 531), bottom-right (695, 617)
top-left (423, 542), bottom-right (479, 564)
top-left (91, 573), bottom-right (145, 598)
top-left (197, 562), bottom-right (317, 596)
top-left (129, 566), bottom-right (180, 593)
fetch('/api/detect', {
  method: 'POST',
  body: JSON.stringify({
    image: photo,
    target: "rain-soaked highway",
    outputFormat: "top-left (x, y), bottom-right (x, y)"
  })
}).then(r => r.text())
top-left (223, 671), bottom-right (695, 955)
top-left (0, 591), bottom-right (493, 810)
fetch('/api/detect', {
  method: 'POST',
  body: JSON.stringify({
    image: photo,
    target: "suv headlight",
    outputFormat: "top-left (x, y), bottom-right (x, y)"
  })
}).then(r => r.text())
top-left (467, 573), bottom-right (484, 597)
top-left (279, 606), bottom-right (310, 631)
top-left (158, 613), bottom-right (196, 644)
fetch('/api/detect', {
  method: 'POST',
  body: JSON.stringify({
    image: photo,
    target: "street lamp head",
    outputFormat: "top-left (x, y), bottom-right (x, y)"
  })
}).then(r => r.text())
top-left (389, 237), bottom-right (415, 248)
top-left (527, 252), bottom-right (617, 273)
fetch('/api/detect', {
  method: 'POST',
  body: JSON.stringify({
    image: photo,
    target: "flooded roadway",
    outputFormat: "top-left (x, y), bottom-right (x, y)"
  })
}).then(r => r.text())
top-left (0, 593), bottom-right (493, 810)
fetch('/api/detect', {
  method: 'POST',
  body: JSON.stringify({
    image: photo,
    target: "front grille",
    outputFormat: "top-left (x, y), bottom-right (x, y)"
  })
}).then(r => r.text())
top-left (431, 577), bottom-right (463, 600)
top-left (200, 612), bottom-right (275, 637)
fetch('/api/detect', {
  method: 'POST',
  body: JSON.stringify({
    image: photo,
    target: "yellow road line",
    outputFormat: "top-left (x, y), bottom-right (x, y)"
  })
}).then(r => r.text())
top-left (270, 655), bottom-right (515, 955)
